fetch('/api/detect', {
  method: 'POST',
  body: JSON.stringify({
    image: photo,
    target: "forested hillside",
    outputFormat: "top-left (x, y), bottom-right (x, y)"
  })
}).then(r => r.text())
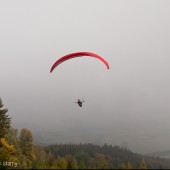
top-left (1, 98), bottom-right (170, 169)
top-left (45, 143), bottom-right (170, 169)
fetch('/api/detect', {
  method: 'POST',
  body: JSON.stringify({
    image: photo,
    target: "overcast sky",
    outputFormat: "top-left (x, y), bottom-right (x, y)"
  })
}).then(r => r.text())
top-left (1, 0), bottom-right (170, 154)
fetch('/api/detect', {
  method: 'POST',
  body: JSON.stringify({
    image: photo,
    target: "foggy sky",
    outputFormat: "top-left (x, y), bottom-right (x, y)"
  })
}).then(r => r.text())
top-left (1, 0), bottom-right (170, 154)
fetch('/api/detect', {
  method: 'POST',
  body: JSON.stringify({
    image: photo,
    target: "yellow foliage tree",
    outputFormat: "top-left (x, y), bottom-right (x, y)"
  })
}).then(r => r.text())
top-left (95, 153), bottom-right (109, 169)
top-left (120, 161), bottom-right (133, 169)
top-left (139, 158), bottom-right (147, 169)
top-left (127, 161), bottom-right (133, 169)
top-left (121, 162), bottom-right (127, 169)
top-left (0, 138), bottom-right (19, 169)
top-left (56, 157), bottom-right (68, 169)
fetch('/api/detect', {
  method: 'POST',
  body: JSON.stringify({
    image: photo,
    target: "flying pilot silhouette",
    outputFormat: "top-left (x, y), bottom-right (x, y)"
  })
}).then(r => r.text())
top-left (75, 99), bottom-right (85, 107)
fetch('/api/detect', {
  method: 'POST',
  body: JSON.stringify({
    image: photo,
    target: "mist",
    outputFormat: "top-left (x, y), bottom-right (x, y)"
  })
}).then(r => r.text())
top-left (1, 0), bottom-right (170, 154)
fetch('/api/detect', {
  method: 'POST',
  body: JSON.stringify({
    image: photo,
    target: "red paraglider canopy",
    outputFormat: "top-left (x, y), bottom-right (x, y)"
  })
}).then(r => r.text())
top-left (50, 52), bottom-right (109, 73)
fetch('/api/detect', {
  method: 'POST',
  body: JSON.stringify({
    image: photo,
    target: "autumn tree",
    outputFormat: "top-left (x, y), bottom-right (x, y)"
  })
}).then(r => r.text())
top-left (139, 158), bottom-right (147, 169)
top-left (6, 127), bottom-right (19, 150)
top-left (79, 160), bottom-right (86, 169)
top-left (56, 157), bottom-right (68, 169)
top-left (65, 155), bottom-right (78, 169)
top-left (32, 145), bottom-right (49, 169)
top-left (19, 128), bottom-right (35, 168)
top-left (127, 161), bottom-right (133, 169)
top-left (121, 162), bottom-right (127, 169)
top-left (95, 153), bottom-right (109, 169)
top-left (0, 138), bottom-right (19, 169)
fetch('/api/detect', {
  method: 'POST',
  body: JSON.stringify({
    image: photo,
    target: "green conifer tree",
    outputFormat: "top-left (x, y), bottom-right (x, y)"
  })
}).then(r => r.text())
top-left (0, 98), bottom-right (11, 139)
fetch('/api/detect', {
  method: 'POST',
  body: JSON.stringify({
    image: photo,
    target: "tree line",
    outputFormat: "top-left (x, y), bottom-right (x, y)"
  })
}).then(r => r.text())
top-left (0, 98), bottom-right (170, 169)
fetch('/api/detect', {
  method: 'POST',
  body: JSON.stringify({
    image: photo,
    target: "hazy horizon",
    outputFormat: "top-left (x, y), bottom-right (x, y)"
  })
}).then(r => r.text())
top-left (1, 0), bottom-right (170, 154)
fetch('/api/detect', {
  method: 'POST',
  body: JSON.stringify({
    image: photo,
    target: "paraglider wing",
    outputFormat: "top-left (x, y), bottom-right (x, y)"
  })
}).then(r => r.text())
top-left (50, 52), bottom-right (109, 73)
